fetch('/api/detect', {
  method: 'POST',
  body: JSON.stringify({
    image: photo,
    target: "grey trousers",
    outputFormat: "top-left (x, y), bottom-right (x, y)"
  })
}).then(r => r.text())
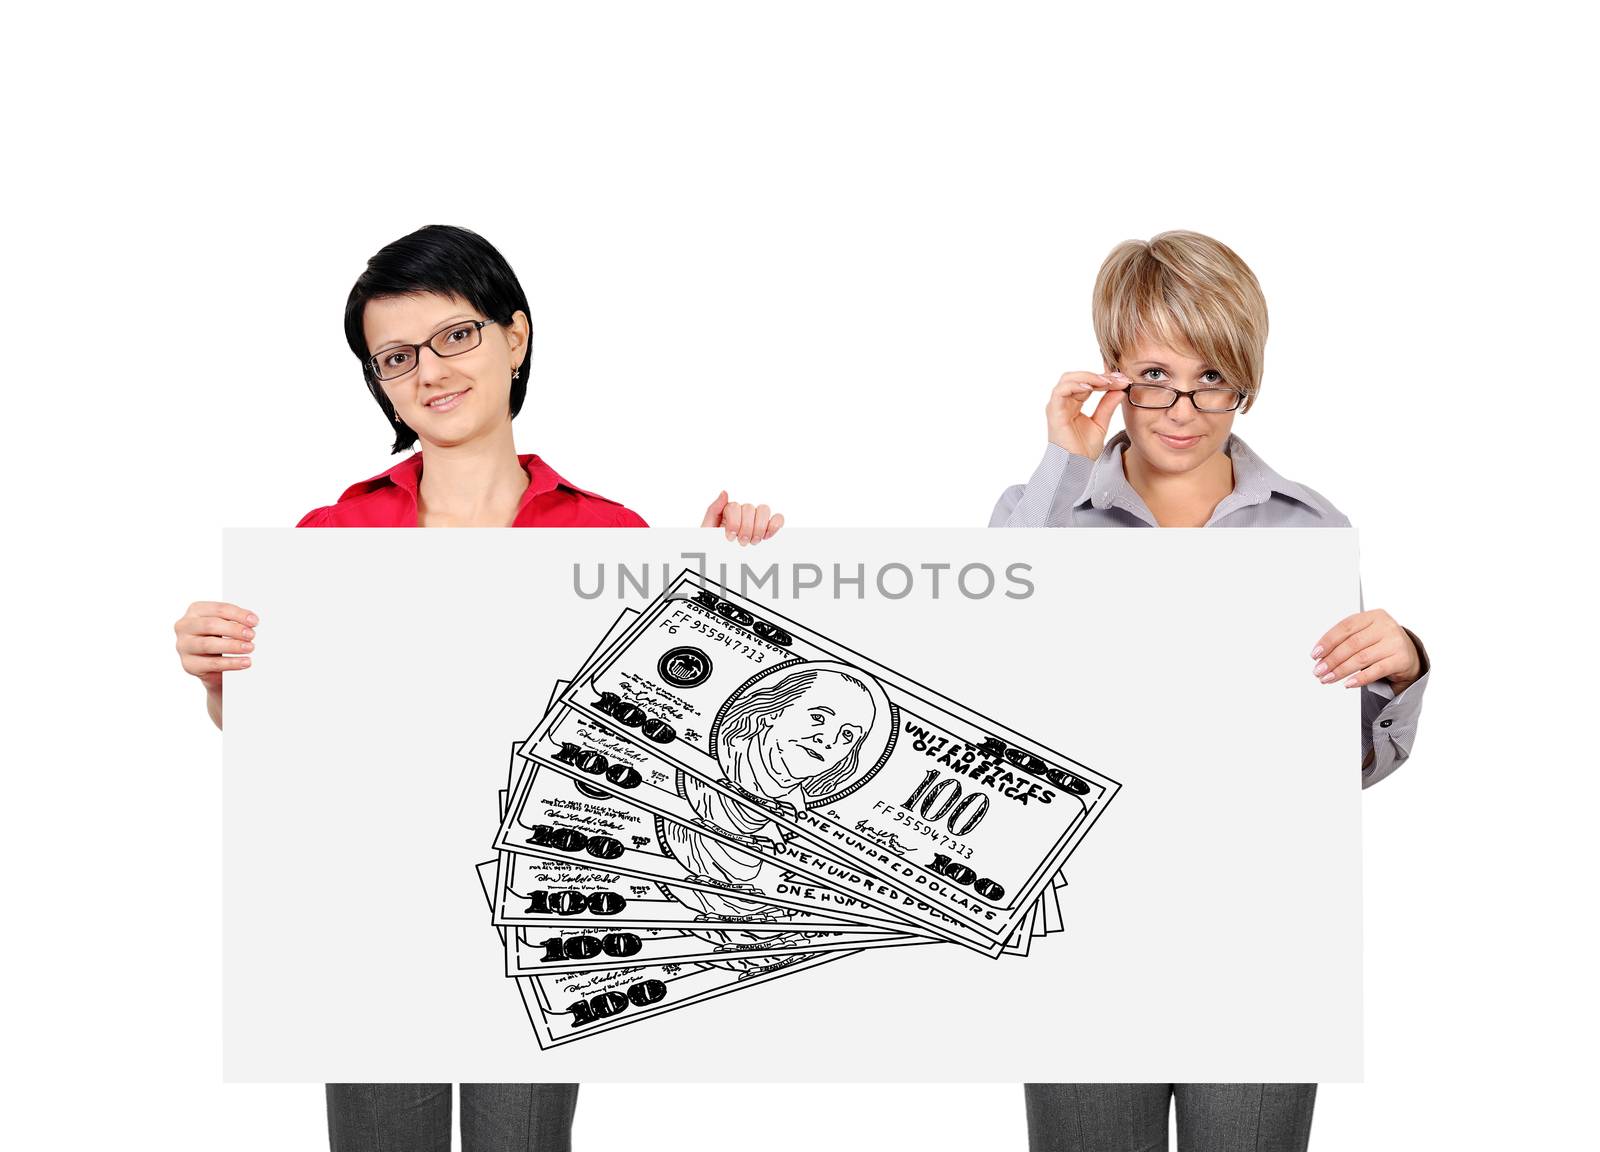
top-left (1024, 1084), bottom-right (1317, 1152)
top-left (326, 1084), bottom-right (580, 1152)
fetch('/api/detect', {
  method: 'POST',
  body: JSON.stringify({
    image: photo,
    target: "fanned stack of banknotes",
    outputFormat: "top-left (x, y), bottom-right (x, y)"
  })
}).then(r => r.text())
top-left (475, 570), bottom-right (1120, 1047)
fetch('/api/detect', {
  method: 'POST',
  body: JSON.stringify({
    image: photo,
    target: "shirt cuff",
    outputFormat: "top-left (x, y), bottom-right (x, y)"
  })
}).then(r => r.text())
top-left (1360, 628), bottom-right (1431, 788)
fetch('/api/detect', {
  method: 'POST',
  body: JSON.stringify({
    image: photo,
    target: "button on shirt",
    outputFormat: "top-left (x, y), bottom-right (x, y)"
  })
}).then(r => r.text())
top-left (990, 431), bottom-right (1430, 787)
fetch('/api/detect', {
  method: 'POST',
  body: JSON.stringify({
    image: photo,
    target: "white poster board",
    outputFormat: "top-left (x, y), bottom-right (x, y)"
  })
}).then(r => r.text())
top-left (224, 528), bottom-right (1362, 1082)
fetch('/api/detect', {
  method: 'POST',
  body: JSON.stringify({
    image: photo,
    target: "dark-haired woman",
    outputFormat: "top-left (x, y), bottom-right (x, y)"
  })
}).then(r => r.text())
top-left (174, 225), bottom-right (786, 1151)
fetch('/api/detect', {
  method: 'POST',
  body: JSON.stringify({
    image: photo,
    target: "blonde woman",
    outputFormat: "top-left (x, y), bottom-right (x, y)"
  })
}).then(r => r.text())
top-left (991, 231), bottom-right (1431, 1152)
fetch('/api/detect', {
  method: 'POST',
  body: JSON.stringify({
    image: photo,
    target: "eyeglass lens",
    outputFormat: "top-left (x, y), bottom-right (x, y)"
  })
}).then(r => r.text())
top-left (373, 322), bottom-right (484, 380)
top-left (1126, 384), bottom-right (1240, 411)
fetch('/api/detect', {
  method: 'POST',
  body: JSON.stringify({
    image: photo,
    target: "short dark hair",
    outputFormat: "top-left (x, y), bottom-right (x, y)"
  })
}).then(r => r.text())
top-left (344, 225), bottom-right (532, 453)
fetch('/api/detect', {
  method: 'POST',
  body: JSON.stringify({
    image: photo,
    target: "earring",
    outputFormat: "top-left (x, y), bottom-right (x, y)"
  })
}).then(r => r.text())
top-left (512, 369), bottom-right (521, 382)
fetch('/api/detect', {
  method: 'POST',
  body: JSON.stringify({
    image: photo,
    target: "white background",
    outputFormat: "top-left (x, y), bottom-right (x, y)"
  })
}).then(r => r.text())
top-left (224, 529), bottom-right (1360, 1082)
top-left (3, 1), bottom-right (1593, 1148)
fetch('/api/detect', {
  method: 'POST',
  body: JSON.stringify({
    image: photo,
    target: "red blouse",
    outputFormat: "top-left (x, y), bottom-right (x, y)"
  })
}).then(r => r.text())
top-left (296, 452), bottom-right (649, 528)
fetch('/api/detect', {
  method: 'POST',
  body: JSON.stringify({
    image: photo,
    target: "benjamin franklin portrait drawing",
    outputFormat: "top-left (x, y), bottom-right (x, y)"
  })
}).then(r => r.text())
top-left (659, 660), bottom-right (897, 966)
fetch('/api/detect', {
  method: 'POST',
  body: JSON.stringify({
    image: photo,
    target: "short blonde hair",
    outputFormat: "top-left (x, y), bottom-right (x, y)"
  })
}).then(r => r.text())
top-left (1092, 231), bottom-right (1268, 412)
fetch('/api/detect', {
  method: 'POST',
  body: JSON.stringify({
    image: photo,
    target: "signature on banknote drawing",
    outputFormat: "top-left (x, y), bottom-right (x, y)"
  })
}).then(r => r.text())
top-left (659, 660), bottom-right (898, 967)
top-left (852, 819), bottom-right (912, 856)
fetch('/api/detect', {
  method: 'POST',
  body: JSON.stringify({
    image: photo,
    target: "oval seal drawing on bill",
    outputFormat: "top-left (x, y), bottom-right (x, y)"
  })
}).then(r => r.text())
top-left (658, 646), bottom-right (713, 688)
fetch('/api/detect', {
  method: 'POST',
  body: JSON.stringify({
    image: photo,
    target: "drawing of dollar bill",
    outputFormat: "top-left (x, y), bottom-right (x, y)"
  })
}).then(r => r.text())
top-left (504, 708), bottom-right (1009, 954)
top-left (549, 570), bottom-right (1119, 950)
top-left (504, 919), bottom-right (924, 976)
top-left (490, 848), bottom-right (894, 936)
top-left (493, 744), bottom-right (908, 937)
top-left (474, 861), bottom-right (857, 1048)
top-left (495, 760), bottom-right (981, 943)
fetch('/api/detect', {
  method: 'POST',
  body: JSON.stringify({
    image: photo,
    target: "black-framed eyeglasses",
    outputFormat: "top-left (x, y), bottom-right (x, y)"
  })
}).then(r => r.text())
top-left (367, 319), bottom-right (497, 381)
top-left (1123, 383), bottom-right (1243, 412)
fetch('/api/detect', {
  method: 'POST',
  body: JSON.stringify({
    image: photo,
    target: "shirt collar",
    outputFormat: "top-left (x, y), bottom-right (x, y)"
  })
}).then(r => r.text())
top-left (1076, 430), bottom-right (1317, 522)
top-left (337, 452), bottom-right (576, 514)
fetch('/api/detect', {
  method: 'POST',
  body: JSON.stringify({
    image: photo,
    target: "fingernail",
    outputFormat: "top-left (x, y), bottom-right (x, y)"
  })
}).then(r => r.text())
top-left (1320, 672), bottom-right (1336, 684)
top-left (242, 642), bottom-right (253, 651)
top-left (242, 627), bottom-right (254, 639)
top-left (247, 614), bottom-right (259, 625)
top-left (239, 657), bottom-right (251, 667)
top-left (1310, 645), bottom-right (1324, 659)
top-left (1313, 662), bottom-right (1328, 676)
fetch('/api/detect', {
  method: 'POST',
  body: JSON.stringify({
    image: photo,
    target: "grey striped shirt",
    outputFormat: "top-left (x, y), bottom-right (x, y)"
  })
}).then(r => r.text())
top-left (989, 431), bottom-right (1430, 787)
